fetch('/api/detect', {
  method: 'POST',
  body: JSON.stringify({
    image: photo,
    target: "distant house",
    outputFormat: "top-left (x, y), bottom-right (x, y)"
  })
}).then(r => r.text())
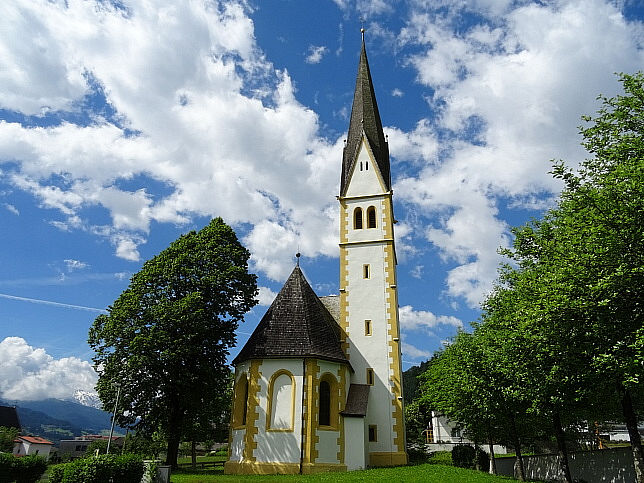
top-left (59, 435), bottom-right (123, 458)
top-left (0, 406), bottom-right (21, 431)
top-left (13, 436), bottom-right (53, 460)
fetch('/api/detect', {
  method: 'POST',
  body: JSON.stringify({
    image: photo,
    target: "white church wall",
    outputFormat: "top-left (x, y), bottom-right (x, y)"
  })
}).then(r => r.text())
top-left (317, 430), bottom-right (341, 463)
top-left (345, 142), bottom-right (386, 198)
top-left (344, 417), bottom-right (366, 470)
top-left (229, 430), bottom-right (245, 461)
top-left (344, 242), bottom-right (395, 454)
top-left (254, 359), bottom-right (303, 464)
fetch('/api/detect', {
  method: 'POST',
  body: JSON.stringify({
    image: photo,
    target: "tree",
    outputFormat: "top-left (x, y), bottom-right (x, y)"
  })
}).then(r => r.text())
top-left (0, 426), bottom-right (18, 453)
top-left (500, 72), bottom-right (644, 481)
top-left (88, 218), bottom-right (258, 468)
top-left (551, 72), bottom-right (644, 481)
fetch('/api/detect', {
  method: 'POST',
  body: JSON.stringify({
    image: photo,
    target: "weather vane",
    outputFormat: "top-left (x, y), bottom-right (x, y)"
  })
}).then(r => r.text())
top-left (360, 17), bottom-right (365, 41)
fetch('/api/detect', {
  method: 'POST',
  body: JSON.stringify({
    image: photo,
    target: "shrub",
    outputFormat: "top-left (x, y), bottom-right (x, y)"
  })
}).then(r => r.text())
top-left (15, 455), bottom-right (48, 483)
top-left (47, 464), bottom-right (65, 483)
top-left (475, 447), bottom-right (489, 470)
top-left (214, 445), bottom-right (228, 457)
top-left (428, 450), bottom-right (452, 465)
top-left (0, 453), bottom-right (47, 483)
top-left (452, 444), bottom-right (476, 468)
top-left (46, 453), bottom-right (144, 483)
top-left (406, 446), bottom-right (430, 464)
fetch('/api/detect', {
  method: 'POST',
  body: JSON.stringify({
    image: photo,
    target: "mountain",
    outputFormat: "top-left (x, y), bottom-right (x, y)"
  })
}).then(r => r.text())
top-left (73, 390), bottom-right (103, 410)
top-left (403, 359), bottom-right (432, 404)
top-left (0, 398), bottom-right (122, 445)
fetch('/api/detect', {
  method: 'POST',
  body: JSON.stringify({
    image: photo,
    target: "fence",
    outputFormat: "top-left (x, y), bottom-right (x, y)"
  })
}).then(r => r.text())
top-left (494, 446), bottom-right (636, 483)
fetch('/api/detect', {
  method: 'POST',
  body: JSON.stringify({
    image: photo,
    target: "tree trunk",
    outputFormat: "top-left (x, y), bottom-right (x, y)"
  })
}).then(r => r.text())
top-left (191, 440), bottom-right (197, 469)
top-left (621, 387), bottom-right (644, 482)
top-left (488, 432), bottom-right (497, 475)
top-left (553, 410), bottom-right (572, 483)
top-left (474, 440), bottom-right (480, 471)
top-left (165, 404), bottom-right (184, 469)
top-left (509, 413), bottom-right (526, 481)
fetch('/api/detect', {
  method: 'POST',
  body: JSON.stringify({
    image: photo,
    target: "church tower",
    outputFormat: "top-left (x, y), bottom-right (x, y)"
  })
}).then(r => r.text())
top-left (338, 34), bottom-right (407, 467)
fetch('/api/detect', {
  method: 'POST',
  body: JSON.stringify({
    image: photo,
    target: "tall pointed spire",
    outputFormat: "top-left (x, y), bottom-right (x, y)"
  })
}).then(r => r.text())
top-left (341, 36), bottom-right (390, 195)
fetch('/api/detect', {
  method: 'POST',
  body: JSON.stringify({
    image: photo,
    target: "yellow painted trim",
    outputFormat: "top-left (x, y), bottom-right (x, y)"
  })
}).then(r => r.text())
top-left (369, 451), bottom-right (408, 467)
top-left (339, 238), bottom-right (394, 246)
top-left (303, 359), bottom-right (321, 464)
top-left (338, 192), bottom-right (392, 202)
top-left (242, 361), bottom-right (261, 462)
top-left (301, 462), bottom-right (348, 474)
top-left (384, 243), bottom-right (406, 457)
top-left (265, 369), bottom-right (296, 432)
top-left (224, 460), bottom-right (301, 475)
top-left (336, 365), bottom-right (347, 464)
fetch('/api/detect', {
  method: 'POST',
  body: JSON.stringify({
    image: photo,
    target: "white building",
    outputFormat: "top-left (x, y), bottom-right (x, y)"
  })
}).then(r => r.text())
top-left (13, 435), bottom-right (54, 460)
top-left (225, 35), bottom-right (406, 475)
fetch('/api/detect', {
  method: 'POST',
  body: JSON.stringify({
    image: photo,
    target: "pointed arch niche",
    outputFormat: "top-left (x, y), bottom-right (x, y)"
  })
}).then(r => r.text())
top-left (318, 373), bottom-right (338, 429)
top-left (232, 373), bottom-right (249, 428)
top-left (266, 370), bottom-right (295, 431)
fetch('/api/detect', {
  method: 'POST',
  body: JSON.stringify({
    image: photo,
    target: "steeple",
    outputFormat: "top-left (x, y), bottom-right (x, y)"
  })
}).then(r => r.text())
top-left (341, 38), bottom-right (390, 195)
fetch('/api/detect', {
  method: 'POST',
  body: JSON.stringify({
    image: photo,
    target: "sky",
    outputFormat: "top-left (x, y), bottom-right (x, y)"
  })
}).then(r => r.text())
top-left (0, 0), bottom-right (642, 403)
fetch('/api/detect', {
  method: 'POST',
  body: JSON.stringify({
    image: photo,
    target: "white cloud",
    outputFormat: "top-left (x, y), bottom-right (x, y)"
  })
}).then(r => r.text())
top-left (395, 0), bottom-right (644, 307)
top-left (257, 286), bottom-right (277, 306)
top-left (0, 337), bottom-right (97, 401)
top-left (410, 264), bottom-right (423, 279)
top-left (391, 88), bottom-right (404, 97)
top-left (305, 45), bottom-right (329, 64)
top-left (399, 305), bottom-right (463, 332)
top-left (64, 259), bottom-right (88, 272)
top-left (0, 0), bottom-right (344, 279)
top-left (4, 203), bottom-right (18, 215)
top-left (402, 340), bottom-right (432, 360)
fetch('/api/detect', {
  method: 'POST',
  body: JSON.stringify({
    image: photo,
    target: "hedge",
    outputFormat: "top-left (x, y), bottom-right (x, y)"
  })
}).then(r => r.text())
top-left (48, 453), bottom-right (144, 483)
top-left (0, 453), bottom-right (47, 483)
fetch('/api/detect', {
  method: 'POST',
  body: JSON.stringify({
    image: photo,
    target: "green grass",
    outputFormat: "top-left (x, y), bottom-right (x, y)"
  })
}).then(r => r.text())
top-left (170, 462), bottom-right (516, 482)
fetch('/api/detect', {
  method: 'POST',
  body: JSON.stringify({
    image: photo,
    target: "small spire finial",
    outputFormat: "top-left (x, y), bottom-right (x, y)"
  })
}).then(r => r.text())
top-left (296, 252), bottom-right (301, 266)
top-left (360, 17), bottom-right (365, 41)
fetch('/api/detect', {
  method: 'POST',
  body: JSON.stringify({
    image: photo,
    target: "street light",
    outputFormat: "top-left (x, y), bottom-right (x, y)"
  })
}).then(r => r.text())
top-left (106, 383), bottom-right (121, 455)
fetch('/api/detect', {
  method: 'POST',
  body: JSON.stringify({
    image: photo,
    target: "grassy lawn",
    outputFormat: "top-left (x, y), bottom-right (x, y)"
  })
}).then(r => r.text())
top-left (170, 463), bottom-right (516, 482)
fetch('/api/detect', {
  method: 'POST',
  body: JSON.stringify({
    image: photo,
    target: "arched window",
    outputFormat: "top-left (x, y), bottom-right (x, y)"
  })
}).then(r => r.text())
top-left (232, 374), bottom-right (249, 428)
top-left (319, 380), bottom-right (331, 426)
top-left (318, 373), bottom-right (338, 428)
top-left (367, 206), bottom-right (376, 228)
top-left (267, 370), bottom-right (295, 431)
top-left (353, 207), bottom-right (363, 229)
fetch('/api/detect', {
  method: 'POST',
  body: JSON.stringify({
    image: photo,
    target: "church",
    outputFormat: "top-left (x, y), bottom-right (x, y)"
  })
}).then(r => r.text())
top-left (224, 35), bottom-right (407, 475)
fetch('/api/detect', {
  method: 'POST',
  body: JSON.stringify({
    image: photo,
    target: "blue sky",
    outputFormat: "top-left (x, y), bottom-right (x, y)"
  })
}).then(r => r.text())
top-left (0, 0), bottom-right (642, 402)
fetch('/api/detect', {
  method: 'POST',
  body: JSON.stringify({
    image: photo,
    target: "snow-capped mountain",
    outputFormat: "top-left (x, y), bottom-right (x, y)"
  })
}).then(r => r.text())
top-left (72, 389), bottom-right (103, 410)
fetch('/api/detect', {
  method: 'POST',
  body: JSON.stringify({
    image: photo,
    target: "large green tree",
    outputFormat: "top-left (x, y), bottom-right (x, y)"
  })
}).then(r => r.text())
top-left (88, 217), bottom-right (257, 468)
top-left (501, 71), bottom-right (644, 481)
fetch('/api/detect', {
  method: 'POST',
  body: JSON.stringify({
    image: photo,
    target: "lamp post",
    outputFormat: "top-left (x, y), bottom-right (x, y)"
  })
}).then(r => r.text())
top-left (106, 383), bottom-right (121, 455)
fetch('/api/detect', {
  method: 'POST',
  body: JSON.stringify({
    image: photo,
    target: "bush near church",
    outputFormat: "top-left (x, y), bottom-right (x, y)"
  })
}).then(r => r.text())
top-left (451, 444), bottom-right (489, 470)
top-left (48, 454), bottom-right (144, 483)
top-left (0, 453), bottom-right (47, 483)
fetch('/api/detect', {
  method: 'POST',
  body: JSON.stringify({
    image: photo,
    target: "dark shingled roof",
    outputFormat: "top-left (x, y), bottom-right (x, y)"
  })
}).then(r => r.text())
top-left (341, 40), bottom-right (390, 196)
top-left (0, 405), bottom-right (21, 430)
top-left (341, 384), bottom-right (369, 417)
top-left (233, 266), bottom-right (349, 366)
